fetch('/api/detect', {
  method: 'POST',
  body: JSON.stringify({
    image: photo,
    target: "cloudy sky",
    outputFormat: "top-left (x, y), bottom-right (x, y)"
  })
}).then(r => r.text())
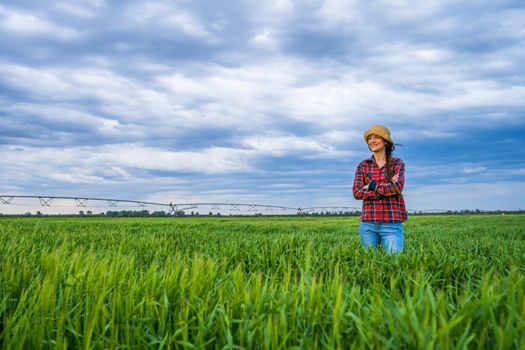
top-left (1, 0), bottom-right (525, 214)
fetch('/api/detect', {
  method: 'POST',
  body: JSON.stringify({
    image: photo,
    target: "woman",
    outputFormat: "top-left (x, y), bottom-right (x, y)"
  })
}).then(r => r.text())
top-left (353, 125), bottom-right (407, 254)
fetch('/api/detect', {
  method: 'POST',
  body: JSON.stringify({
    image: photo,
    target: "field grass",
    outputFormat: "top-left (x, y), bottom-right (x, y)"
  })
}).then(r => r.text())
top-left (0, 215), bottom-right (524, 349)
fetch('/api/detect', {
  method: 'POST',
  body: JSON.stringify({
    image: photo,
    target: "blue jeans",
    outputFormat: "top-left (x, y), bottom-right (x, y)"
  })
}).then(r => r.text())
top-left (359, 222), bottom-right (404, 254)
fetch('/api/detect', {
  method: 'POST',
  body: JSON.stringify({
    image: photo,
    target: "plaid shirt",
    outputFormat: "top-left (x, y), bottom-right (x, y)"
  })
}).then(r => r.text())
top-left (353, 156), bottom-right (407, 223)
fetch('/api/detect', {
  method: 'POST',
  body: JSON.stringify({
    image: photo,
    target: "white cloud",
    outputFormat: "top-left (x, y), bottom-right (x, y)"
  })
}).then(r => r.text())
top-left (404, 182), bottom-right (525, 211)
top-left (461, 166), bottom-right (487, 175)
top-left (1, 43), bottom-right (521, 140)
top-left (408, 163), bottom-right (497, 181)
top-left (395, 129), bottom-right (459, 142)
top-left (242, 133), bottom-right (335, 156)
top-left (0, 102), bottom-right (145, 140)
top-left (436, 81), bottom-right (525, 110)
top-left (369, 0), bottom-right (445, 22)
top-left (102, 145), bottom-right (255, 173)
top-left (281, 78), bottom-right (422, 124)
top-left (511, 168), bottom-right (525, 175)
top-left (0, 144), bottom-right (256, 179)
top-left (318, 0), bottom-right (362, 26)
top-left (0, 6), bottom-right (80, 39)
top-left (126, 2), bottom-right (216, 41)
top-left (251, 28), bottom-right (279, 50)
top-left (248, 0), bottom-right (295, 26)
top-left (0, 64), bottom-right (73, 97)
top-left (319, 129), bottom-right (362, 144)
top-left (54, 2), bottom-right (101, 18)
top-left (268, 183), bottom-right (305, 188)
top-left (48, 172), bottom-right (108, 184)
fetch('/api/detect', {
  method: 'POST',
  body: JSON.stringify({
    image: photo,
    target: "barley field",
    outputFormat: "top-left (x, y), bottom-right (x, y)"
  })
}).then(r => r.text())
top-left (0, 215), bottom-right (524, 349)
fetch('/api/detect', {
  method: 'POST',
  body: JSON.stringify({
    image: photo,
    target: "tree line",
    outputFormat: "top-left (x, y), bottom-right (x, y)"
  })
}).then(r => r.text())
top-left (1, 209), bottom-right (524, 217)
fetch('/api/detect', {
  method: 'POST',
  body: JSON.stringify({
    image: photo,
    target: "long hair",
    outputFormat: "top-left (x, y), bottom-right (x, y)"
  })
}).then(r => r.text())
top-left (384, 141), bottom-right (395, 181)
top-left (384, 141), bottom-right (402, 195)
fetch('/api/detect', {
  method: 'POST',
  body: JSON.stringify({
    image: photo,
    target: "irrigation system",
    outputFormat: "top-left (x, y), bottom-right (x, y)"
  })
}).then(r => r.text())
top-left (0, 195), bottom-right (373, 215)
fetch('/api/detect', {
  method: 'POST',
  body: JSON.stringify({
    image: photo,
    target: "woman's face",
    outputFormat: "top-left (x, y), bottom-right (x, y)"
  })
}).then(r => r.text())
top-left (367, 134), bottom-right (385, 152)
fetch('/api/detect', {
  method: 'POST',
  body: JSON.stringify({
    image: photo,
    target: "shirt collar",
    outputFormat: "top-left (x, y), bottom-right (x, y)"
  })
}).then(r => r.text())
top-left (365, 155), bottom-right (376, 163)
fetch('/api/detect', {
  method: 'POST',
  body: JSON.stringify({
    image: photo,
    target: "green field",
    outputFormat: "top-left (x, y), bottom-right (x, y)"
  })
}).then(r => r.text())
top-left (1, 215), bottom-right (524, 349)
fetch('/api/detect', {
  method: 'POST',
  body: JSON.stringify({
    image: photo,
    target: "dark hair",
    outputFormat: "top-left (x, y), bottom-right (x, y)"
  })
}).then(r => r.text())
top-left (384, 141), bottom-right (395, 182)
top-left (385, 141), bottom-right (402, 195)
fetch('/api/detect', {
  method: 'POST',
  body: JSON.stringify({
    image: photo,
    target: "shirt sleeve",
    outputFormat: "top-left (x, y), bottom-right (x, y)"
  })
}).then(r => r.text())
top-left (376, 159), bottom-right (405, 196)
top-left (353, 162), bottom-right (380, 200)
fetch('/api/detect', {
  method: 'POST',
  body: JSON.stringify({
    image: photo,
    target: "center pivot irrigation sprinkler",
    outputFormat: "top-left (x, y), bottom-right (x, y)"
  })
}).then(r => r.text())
top-left (0, 195), bottom-right (367, 215)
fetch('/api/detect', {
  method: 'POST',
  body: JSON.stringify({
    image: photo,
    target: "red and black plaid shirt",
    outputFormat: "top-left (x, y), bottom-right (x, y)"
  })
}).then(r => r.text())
top-left (353, 156), bottom-right (407, 223)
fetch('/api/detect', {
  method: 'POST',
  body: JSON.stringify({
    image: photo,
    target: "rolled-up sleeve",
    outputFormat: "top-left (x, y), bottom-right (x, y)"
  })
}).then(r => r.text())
top-left (353, 162), bottom-right (379, 200)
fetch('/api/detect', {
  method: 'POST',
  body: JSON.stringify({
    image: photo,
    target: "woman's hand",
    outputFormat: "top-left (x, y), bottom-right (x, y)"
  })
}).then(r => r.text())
top-left (390, 173), bottom-right (402, 195)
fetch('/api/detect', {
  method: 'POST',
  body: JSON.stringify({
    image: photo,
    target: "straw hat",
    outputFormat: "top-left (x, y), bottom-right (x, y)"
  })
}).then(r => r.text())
top-left (363, 125), bottom-right (393, 144)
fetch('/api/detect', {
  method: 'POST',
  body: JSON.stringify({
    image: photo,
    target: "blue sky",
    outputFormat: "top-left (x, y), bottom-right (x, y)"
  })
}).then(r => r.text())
top-left (1, 0), bottom-right (525, 213)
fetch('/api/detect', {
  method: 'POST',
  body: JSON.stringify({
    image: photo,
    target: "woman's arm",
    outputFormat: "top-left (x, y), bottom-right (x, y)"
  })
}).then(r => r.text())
top-left (353, 163), bottom-right (379, 200)
top-left (375, 159), bottom-right (405, 196)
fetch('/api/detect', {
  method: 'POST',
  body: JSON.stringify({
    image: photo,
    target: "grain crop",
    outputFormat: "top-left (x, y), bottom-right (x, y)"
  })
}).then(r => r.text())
top-left (0, 215), bottom-right (524, 349)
